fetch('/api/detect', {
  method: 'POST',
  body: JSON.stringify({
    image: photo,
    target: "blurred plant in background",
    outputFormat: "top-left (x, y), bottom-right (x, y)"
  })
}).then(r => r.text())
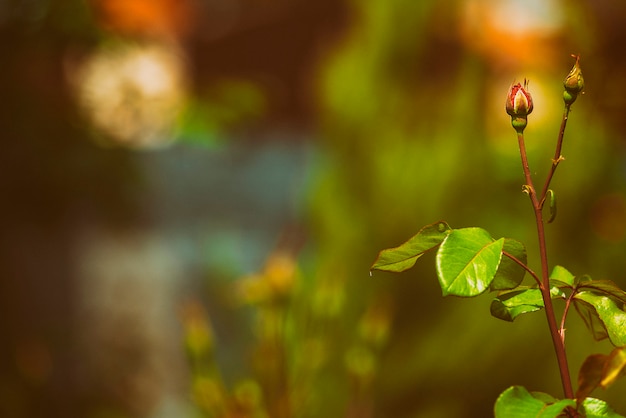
top-left (181, 245), bottom-right (393, 418)
top-left (2, 0), bottom-right (626, 417)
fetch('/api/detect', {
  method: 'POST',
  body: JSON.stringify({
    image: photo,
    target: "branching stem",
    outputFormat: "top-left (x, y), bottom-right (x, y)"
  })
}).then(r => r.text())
top-left (517, 131), bottom-right (574, 400)
top-left (539, 104), bottom-right (572, 207)
top-left (502, 250), bottom-right (541, 287)
top-left (560, 289), bottom-right (577, 345)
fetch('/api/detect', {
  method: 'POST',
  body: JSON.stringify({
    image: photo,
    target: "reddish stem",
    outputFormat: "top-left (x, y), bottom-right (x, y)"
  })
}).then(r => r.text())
top-left (539, 104), bottom-right (572, 207)
top-left (517, 132), bottom-right (574, 400)
top-left (559, 289), bottom-right (577, 345)
top-left (502, 250), bottom-right (541, 287)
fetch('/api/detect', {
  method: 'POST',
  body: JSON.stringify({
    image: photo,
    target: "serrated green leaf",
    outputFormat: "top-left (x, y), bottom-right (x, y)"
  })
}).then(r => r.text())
top-left (371, 221), bottom-right (451, 273)
top-left (575, 295), bottom-right (611, 342)
top-left (491, 238), bottom-right (527, 291)
top-left (550, 265), bottom-right (576, 287)
top-left (574, 292), bottom-right (626, 346)
top-left (435, 228), bottom-right (503, 297)
top-left (577, 280), bottom-right (626, 305)
top-left (490, 288), bottom-right (544, 322)
top-left (491, 286), bottom-right (567, 322)
top-left (581, 397), bottom-right (625, 418)
top-left (494, 386), bottom-right (576, 418)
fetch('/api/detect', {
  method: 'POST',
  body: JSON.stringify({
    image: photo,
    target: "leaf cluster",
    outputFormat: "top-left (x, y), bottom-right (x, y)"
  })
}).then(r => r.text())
top-left (371, 221), bottom-right (626, 416)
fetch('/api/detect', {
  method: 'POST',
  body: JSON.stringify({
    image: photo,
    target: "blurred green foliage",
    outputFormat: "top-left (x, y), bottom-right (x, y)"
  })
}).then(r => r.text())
top-left (190, 1), bottom-right (626, 417)
top-left (177, 79), bottom-right (267, 146)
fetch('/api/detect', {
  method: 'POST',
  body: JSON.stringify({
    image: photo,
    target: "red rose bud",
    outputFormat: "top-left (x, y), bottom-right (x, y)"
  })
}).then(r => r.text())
top-left (563, 54), bottom-right (584, 105)
top-left (506, 80), bottom-right (534, 117)
top-left (506, 80), bottom-right (533, 133)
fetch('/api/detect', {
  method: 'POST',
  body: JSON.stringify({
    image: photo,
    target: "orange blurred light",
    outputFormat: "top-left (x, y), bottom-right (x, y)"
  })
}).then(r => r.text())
top-left (92, 0), bottom-right (194, 39)
top-left (461, 0), bottom-right (567, 155)
top-left (460, 0), bottom-right (564, 69)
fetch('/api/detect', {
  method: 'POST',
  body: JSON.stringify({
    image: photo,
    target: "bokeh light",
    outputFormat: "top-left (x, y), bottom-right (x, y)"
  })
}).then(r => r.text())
top-left (71, 41), bottom-right (188, 148)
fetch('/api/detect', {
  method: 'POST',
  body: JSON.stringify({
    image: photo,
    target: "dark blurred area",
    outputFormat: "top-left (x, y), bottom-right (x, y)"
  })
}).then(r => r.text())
top-left (0, 0), bottom-right (625, 417)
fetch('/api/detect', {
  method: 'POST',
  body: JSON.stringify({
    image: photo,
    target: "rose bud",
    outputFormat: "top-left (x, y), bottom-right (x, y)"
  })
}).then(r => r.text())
top-left (506, 80), bottom-right (533, 133)
top-left (506, 80), bottom-right (534, 117)
top-left (563, 55), bottom-right (584, 105)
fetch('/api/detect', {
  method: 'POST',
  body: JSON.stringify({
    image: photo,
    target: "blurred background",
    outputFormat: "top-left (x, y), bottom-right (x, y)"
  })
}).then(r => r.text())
top-left (1, 0), bottom-right (626, 417)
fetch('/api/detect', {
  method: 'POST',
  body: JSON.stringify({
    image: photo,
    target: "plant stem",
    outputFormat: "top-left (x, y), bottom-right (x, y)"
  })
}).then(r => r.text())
top-left (502, 250), bottom-right (541, 286)
top-left (539, 104), bottom-right (572, 207)
top-left (559, 289), bottom-right (577, 345)
top-left (517, 132), bottom-right (574, 400)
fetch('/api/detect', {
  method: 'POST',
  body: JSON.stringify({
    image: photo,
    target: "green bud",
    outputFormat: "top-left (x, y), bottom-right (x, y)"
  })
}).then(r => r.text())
top-left (511, 116), bottom-right (528, 133)
top-left (563, 54), bottom-right (584, 105)
top-left (563, 90), bottom-right (577, 105)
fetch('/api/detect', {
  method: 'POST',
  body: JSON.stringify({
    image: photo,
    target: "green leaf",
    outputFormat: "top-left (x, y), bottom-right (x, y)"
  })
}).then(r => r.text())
top-left (490, 288), bottom-right (544, 322)
top-left (574, 292), bottom-right (626, 346)
top-left (550, 285), bottom-right (568, 299)
top-left (490, 283), bottom-right (569, 322)
top-left (435, 228), bottom-right (504, 297)
top-left (577, 280), bottom-right (626, 305)
top-left (494, 386), bottom-right (576, 418)
top-left (371, 221), bottom-right (451, 273)
top-left (581, 397), bottom-right (625, 418)
top-left (575, 294), bottom-right (611, 341)
top-left (491, 238), bottom-right (527, 291)
top-left (547, 189), bottom-right (557, 224)
top-left (550, 265), bottom-right (576, 287)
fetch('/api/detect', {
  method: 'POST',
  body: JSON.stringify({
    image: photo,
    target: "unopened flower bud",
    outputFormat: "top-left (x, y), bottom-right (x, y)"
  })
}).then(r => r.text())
top-left (506, 80), bottom-right (533, 133)
top-left (563, 55), bottom-right (584, 105)
top-left (506, 80), bottom-right (534, 117)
